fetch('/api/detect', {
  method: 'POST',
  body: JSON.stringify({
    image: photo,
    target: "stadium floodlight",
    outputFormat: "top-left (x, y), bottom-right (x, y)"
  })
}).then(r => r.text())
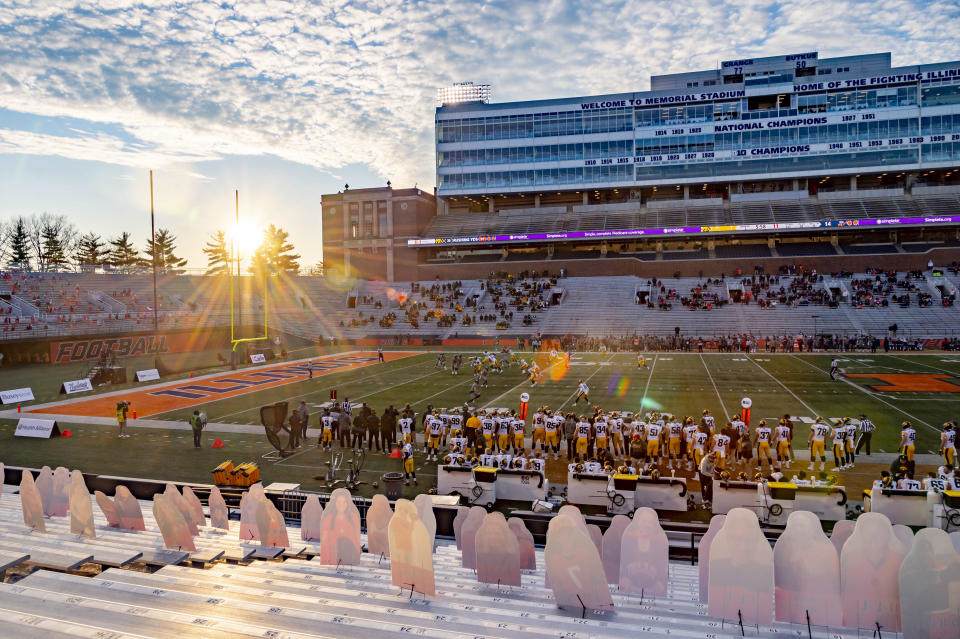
top-left (436, 82), bottom-right (491, 107)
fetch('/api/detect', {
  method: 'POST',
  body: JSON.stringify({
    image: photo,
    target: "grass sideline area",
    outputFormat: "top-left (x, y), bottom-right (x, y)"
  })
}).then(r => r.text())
top-left (2, 350), bottom-right (958, 503)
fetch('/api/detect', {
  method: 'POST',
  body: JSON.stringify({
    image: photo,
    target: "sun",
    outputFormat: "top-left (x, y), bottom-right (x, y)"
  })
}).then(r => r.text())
top-left (228, 219), bottom-right (262, 256)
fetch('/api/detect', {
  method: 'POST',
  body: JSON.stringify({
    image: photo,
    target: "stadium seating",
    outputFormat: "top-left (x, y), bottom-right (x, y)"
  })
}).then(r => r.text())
top-left (1, 486), bottom-right (955, 638)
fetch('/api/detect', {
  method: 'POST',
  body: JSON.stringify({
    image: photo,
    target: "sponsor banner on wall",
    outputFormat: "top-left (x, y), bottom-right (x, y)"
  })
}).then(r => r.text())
top-left (49, 330), bottom-right (229, 365)
top-left (136, 369), bottom-right (160, 382)
top-left (61, 379), bottom-right (94, 394)
top-left (0, 387), bottom-right (35, 404)
top-left (14, 418), bottom-right (60, 438)
top-left (250, 353), bottom-right (267, 364)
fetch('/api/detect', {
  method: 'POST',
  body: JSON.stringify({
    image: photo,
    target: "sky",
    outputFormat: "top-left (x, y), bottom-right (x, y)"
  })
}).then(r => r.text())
top-left (1, 0), bottom-right (959, 270)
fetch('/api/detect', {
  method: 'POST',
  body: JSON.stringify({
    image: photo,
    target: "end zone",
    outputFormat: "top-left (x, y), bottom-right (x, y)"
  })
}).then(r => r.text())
top-left (27, 350), bottom-right (424, 420)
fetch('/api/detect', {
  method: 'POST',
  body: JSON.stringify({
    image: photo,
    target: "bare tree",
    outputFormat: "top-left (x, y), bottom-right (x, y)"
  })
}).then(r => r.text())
top-left (26, 213), bottom-right (78, 271)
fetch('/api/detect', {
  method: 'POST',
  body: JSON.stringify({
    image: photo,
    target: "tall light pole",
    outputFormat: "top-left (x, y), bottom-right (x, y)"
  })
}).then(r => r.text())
top-left (149, 170), bottom-right (159, 334)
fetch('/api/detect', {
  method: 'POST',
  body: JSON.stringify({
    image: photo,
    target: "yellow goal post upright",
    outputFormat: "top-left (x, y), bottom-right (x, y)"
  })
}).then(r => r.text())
top-left (230, 189), bottom-right (269, 355)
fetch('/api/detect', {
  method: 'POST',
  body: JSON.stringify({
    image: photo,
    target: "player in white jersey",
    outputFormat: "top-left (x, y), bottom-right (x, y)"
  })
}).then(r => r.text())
top-left (702, 410), bottom-right (716, 434)
top-left (401, 442), bottom-right (417, 486)
top-left (609, 413), bottom-right (624, 456)
top-left (692, 424), bottom-right (710, 467)
top-left (426, 413), bottom-right (444, 461)
top-left (830, 421), bottom-right (847, 471)
top-left (808, 419), bottom-right (830, 471)
top-left (593, 417), bottom-right (609, 453)
top-left (899, 421), bottom-right (917, 464)
top-left (574, 417), bottom-right (592, 459)
top-left (449, 410), bottom-right (464, 439)
top-left (480, 413), bottom-right (495, 450)
top-left (496, 412), bottom-right (511, 452)
top-left (645, 420), bottom-right (664, 462)
top-left (841, 418), bottom-right (856, 469)
top-left (526, 451), bottom-right (546, 474)
top-left (774, 420), bottom-right (792, 469)
top-left (753, 420), bottom-right (773, 470)
top-left (478, 450), bottom-right (497, 468)
top-left (319, 410), bottom-right (335, 451)
top-left (712, 431), bottom-right (731, 470)
top-left (574, 380), bottom-right (590, 405)
top-left (532, 409), bottom-right (547, 451)
top-left (439, 410), bottom-right (451, 447)
top-left (940, 423), bottom-right (956, 468)
top-left (547, 413), bottom-right (564, 459)
top-left (511, 416), bottom-right (526, 454)
top-left (398, 412), bottom-right (414, 449)
top-left (683, 417), bottom-right (698, 466)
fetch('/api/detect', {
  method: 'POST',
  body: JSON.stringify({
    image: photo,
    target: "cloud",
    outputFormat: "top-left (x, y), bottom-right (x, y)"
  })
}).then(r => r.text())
top-left (0, 0), bottom-right (957, 189)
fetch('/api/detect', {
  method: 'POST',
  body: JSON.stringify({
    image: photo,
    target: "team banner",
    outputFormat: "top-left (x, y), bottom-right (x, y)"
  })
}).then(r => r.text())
top-left (409, 214), bottom-right (960, 247)
top-left (50, 330), bottom-right (227, 365)
top-left (14, 418), bottom-right (60, 438)
top-left (61, 379), bottom-right (94, 394)
top-left (136, 369), bottom-right (160, 382)
top-left (0, 387), bottom-right (35, 404)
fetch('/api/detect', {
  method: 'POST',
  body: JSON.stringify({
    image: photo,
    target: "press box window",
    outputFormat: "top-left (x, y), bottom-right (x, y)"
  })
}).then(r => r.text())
top-left (748, 94), bottom-right (792, 111)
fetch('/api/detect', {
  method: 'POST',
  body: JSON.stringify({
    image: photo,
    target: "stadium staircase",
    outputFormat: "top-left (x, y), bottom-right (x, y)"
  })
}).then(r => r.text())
top-left (0, 490), bottom-right (881, 638)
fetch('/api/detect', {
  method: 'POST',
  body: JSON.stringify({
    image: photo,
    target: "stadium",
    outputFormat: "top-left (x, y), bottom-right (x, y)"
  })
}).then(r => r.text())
top-left (2, 48), bottom-right (960, 638)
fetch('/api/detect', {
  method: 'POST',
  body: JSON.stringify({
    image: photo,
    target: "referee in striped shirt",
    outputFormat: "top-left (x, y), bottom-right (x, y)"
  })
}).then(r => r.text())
top-left (855, 413), bottom-right (875, 455)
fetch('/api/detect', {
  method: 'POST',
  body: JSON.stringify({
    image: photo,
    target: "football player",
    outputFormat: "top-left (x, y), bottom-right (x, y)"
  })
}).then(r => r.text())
top-left (402, 441), bottom-right (417, 486)
top-left (511, 412), bottom-right (526, 454)
top-left (574, 380), bottom-right (590, 405)
top-left (544, 410), bottom-right (561, 460)
top-left (775, 419), bottom-right (792, 470)
top-left (808, 418), bottom-right (830, 471)
top-left (319, 408), bottom-right (334, 451)
top-left (480, 410), bottom-right (495, 451)
top-left (645, 418), bottom-right (664, 463)
top-left (426, 411), bottom-right (444, 461)
top-left (842, 417), bottom-right (856, 469)
top-left (753, 419), bottom-right (773, 470)
top-left (594, 414), bottom-right (609, 455)
top-left (532, 408), bottom-right (547, 452)
top-left (574, 415), bottom-right (592, 460)
top-left (666, 415), bottom-right (683, 469)
top-left (496, 411), bottom-right (511, 452)
top-left (940, 422), bottom-right (956, 469)
top-left (899, 421), bottom-right (917, 463)
top-left (609, 412), bottom-right (625, 457)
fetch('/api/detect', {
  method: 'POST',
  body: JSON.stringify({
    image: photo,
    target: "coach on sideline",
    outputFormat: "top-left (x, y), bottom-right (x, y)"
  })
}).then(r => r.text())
top-left (380, 405), bottom-right (397, 451)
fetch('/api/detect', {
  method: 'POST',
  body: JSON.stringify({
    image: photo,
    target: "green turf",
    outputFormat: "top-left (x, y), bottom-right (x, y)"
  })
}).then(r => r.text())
top-left (2, 350), bottom-right (959, 496)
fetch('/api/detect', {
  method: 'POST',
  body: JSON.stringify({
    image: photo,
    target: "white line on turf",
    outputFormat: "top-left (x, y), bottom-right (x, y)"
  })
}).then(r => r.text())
top-left (480, 355), bottom-right (561, 410)
top-left (699, 353), bottom-right (731, 420)
top-left (884, 353), bottom-right (960, 376)
top-left (557, 352), bottom-right (615, 412)
top-left (788, 354), bottom-right (939, 434)
top-left (747, 356), bottom-right (819, 417)
top-left (639, 354), bottom-right (658, 410)
top-left (208, 356), bottom-right (433, 422)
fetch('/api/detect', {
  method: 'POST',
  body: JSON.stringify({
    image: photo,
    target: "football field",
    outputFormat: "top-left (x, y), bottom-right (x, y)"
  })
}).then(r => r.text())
top-left (2, 349), bottom-right (958, 499)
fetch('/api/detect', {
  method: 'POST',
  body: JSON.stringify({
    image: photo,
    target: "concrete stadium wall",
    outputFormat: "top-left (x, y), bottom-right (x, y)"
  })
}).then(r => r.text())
top-left (416, 247), bottom-right (960, 281)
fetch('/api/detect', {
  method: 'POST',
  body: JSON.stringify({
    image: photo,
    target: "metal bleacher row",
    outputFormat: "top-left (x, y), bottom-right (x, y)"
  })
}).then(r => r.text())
top-left (319, 270), bottom-right (957, 339)
top-left (423, 193), bottom-right (960, 240)
top-left (1, 486), bottom-right (937, 639)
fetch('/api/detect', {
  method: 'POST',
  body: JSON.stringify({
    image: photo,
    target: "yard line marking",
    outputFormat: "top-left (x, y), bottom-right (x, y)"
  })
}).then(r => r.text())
top-left (208, 357), bottom-right (433, 422)
top-left (699, 353), bottom-right (731, 421)
top-left (557, 353), bottom-right (615, 412)
top-left (480, 355), bottom-right (563, 410)
top-left (788, 354), bottom-right (939, 434)
top-left (885, 354), bottom-right (960, 376)
top-left (747, 356), bottom-right (819, 417)
top-left (639, 354), bottom-right (658, 410)
top-left (408, 377), bottom-right (475, 408)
